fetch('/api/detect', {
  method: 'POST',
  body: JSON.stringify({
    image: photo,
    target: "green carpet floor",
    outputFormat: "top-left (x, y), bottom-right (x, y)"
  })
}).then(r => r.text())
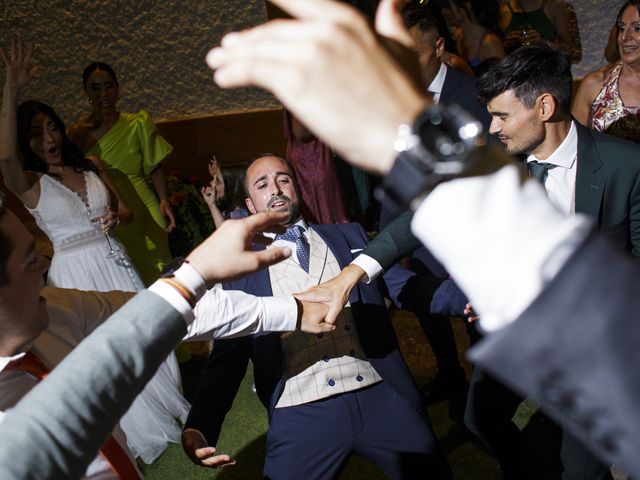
top-left (140, 313), bottom-right (566, 479)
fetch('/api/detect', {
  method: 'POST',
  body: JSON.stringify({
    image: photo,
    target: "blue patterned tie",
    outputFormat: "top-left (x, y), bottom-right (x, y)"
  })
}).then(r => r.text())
top-left (275, 225), bottom-right (310, 273)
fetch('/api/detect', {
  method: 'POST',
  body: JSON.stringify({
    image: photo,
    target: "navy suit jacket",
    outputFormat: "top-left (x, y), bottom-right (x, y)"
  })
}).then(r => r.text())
top-left (185, 222), bottom-right (434, 445)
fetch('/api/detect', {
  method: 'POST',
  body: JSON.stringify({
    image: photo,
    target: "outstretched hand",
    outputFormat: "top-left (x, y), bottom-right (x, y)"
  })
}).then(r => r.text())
top-left (205, 0), bottom-right (428, 175)
top-left (186, 211), bottom-right (292, 286)
top-left (182, 429), bottom-right (236, 469)
top-left (1, 35), bottom-right (38, 90)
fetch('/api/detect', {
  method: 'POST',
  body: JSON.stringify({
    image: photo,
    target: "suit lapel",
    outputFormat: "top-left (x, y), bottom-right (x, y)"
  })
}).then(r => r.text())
top-left (575, 124), bottom-right (606, 220)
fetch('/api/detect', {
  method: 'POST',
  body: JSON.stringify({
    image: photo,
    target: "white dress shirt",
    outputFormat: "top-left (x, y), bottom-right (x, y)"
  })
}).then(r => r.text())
top-left (526, 121), bottom-right (578, 217)
top-left (426, 63), bottom-right (447, 104)
top-left (410, 165), bottom-right (591, 332)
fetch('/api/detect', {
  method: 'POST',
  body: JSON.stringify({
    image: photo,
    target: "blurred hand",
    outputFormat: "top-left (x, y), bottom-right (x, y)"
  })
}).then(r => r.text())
top-left (1, 35), bottom-right (38, 90)
top-left (206, 0), bottom-right (429, 175)
top-left (464, 302), bottom-right (479, 323)
top-left (117, 205), bottom-right (134, 225)
top-left (295, 299), bottom-right (335, 333)
top-left (186, 211), bottom-right (291, 286)
top-left (208, 155), bottom-right (220, 179)
top-left (294, 264), bottom-right (365, 324)
top-left (200, 182), bottom-right (216, 209)
top-left (91, 210), bottom-right (118, 234)
top-left (182, 429), bottom-right (236, 468)
top-left (159, 199), bottom-right (176, 232)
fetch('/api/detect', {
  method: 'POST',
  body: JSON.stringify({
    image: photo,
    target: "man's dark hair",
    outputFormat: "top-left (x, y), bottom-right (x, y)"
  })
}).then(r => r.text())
top-left (0, 190), bottom-right (11, 287)
top-left (477, 42), bottom-right (573, 113)
top-left (402, 0), bottom-right (457, 53)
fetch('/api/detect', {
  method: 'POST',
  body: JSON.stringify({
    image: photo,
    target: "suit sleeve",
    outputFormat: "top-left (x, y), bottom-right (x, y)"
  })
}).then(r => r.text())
top-left (469, 233), bottom-right (640, 478)
top-left (360, 211), bottom-right (422, 270)
top-left (628, 168), bottom-right (640, 257)
top-left (0, 290), bottom-right (187, 480)
top-left (183, 337), bottom-right (253, 446)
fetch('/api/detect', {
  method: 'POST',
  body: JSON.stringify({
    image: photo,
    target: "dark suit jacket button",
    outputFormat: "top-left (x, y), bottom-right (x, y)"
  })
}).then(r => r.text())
top-left (328, 379), bottom-right (336, 386)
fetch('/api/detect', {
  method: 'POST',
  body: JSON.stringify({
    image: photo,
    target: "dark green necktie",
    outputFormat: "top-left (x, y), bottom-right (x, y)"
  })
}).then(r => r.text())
top-left (527, 160), bottom-right (555, 185)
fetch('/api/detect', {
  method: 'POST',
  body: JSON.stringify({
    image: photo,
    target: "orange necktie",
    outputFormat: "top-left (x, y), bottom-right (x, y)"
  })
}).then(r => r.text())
top-left (5, 350), bottom-right (141, 479)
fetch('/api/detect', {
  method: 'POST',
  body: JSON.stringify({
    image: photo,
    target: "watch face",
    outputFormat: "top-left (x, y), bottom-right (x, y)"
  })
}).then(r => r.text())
top-left (414, 103), bottom-right (483, 175)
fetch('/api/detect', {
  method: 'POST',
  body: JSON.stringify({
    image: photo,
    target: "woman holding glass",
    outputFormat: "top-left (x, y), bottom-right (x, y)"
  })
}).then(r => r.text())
top-left (0, 36), bottom-right (188, 464)
top-left (0, 37), bottom-right (142, 292)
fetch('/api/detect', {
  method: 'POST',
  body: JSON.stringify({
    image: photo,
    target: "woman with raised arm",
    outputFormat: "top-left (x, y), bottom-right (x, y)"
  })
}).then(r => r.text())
top-left (0, 37), bottom-right (141, 292)
top-left (0, 36), bottom-right (189, 464)
top-left (68, 62), bottom-right (176, 285)
top-left (200, 155), bottom-right (248, 228)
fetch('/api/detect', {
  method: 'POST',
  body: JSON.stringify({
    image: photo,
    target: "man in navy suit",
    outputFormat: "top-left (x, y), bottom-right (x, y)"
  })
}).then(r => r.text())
top-left (182, 154), bottom-right (459, 479)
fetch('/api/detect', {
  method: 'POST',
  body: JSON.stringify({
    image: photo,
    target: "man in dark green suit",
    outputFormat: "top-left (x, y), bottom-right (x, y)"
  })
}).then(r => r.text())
top-left (468, 43), bottom-right (640, 480)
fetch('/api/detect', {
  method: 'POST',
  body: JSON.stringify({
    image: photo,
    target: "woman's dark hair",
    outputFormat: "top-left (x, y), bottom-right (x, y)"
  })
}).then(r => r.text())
top-left (219, 166), bottom-right (247, 213)
top-left (439, 0), bottom-right (503, 36)
top-left (402, 0), bottom-right (459, 53)
top-left (17, 101), bottom-right (96, 175)
top-left (82, 62), bottom-right (118, 89)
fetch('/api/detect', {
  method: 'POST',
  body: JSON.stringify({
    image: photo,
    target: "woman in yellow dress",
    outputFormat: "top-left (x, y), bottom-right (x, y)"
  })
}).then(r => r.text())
top-left (68, 62), bottom-right (175, 285)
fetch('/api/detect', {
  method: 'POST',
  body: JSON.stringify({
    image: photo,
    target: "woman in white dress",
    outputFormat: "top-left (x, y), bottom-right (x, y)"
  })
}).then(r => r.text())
top-left (0, 36), bottom-right (189, 463)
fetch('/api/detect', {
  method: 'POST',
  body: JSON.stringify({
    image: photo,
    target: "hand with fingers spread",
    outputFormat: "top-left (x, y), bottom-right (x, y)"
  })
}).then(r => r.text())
top-left (205, 0), bottom-right (429, 175)
top-left (294, 264), bottom-right (366, 325)
top-left (2, 34), bottom-right (38, 91)
top-left (182, 429), bottom-right (236, 469)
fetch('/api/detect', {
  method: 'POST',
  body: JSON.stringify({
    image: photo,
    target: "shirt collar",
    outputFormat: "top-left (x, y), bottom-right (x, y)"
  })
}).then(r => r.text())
top-left (0, 351), bottom-right (27, 373)
top-left (427, 63), bottom-right (447, 98)
top-left (263, 218), bottom-right (308, 240)
top-left (526, 121), bottom-right (577, 169)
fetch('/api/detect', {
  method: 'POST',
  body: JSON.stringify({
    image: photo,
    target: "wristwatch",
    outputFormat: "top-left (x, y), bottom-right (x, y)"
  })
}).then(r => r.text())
top-left (376, 102), bottom-right (484, 211)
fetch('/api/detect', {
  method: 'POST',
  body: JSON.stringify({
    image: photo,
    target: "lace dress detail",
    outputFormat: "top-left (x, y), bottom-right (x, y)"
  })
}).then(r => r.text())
top-left (589, 61), bottom-right (640, 144)
top-left (28, 172), bottom-right (143, 291)
top-left (27, 171), bottom-right (188, 463)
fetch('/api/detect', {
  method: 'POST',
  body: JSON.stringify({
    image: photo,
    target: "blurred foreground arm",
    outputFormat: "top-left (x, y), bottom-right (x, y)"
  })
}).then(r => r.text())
top-left (0, 212), bottom-right (292, 479)
top-left (206, 0), bottom-right (428, 175)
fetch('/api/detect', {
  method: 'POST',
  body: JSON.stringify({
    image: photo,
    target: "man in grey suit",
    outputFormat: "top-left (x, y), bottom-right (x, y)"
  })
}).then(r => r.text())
top-left (0, 192), bottom-right (334, 479)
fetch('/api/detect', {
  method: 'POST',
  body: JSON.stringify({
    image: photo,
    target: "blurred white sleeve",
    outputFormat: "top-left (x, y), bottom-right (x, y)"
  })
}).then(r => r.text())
top-left (410, 165), bottom-right (591, 332)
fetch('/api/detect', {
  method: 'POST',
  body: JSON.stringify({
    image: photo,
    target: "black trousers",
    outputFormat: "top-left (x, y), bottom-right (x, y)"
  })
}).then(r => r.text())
top-left (464, 367), bottom-right (613, 480)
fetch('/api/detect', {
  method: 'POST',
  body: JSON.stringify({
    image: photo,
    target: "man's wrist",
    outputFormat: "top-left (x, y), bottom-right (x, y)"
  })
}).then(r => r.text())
top-left (378, 102), bottom-right (484, 211)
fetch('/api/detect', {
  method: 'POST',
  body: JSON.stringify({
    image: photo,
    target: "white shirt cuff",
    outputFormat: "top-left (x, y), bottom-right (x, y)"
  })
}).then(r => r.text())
top-left (410, 165), bottom-right (591, 332)
top-left (260, 296), bottom-right (298, 332)
top-left (148, 281), bottom-right (195, 325)
top-left (174, 262), bottom-right (206, 300)
top-left (351, 254), bottom-right (383, 284)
